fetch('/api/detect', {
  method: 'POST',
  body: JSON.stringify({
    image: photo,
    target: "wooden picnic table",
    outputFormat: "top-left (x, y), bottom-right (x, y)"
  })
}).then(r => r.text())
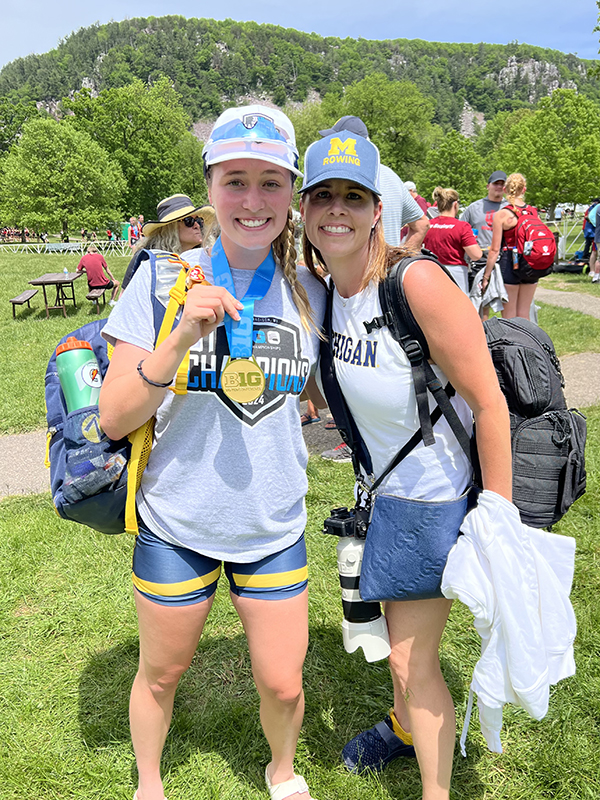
top-left (28, 272), bottom-right (84, 318)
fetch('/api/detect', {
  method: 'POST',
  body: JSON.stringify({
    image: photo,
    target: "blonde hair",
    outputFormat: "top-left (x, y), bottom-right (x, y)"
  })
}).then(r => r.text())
top-left (504, 173), bottom-right (527, 202)
top-left (303, 202), bottom-right (417, 291)
top-left (135, 220), bottom-right (183, 254)
top-left (432, 186), bottom-right (459, 213)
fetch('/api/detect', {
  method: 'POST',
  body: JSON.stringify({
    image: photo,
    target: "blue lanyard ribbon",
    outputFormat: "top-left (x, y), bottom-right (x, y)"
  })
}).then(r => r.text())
top-left (210, 236), bottom-right (276, 359)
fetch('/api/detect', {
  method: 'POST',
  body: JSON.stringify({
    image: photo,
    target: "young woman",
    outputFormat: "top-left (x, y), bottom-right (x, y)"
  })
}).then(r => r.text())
top-left (300, 131), bottom-right (512, 800)
top-left (99, 106), bottom-right (325, 800)
top-left (483, 173), bottom-right (538, 318)
top-left (423, 187), bottom-right (482, 293)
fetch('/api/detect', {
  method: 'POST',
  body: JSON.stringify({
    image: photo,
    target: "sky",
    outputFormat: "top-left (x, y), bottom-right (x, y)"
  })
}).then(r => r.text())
top-left (1, 0), bottom-right (598, 71)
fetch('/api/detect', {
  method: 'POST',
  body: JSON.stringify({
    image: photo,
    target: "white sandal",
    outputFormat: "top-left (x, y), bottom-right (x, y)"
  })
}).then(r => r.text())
top-left (133, 792), bottom-right (167, 800)
top-left (265, 766), bottom-right (317, 800)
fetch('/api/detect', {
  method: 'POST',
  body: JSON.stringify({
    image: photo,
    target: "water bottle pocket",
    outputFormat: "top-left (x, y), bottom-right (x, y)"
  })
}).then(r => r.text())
top-left (62, 406), bottom-right (128, 504)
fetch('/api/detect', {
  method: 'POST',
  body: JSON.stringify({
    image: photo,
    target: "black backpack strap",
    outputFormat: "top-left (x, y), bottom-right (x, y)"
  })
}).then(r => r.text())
top-left (371, 252), bottom-right (474, 463)
top-left (319, 283), bottom-right (374, 477)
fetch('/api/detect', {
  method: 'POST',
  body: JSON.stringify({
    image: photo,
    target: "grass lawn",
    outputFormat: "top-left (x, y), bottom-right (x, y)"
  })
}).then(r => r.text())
top-left (1, 250), bottom-right (599, 798)
top-left (0, 253), bottom-right (130, 433)
top-left (1, 438), bottom-right (599, 800)
top-left (541, 270), bottom-right (600, 299)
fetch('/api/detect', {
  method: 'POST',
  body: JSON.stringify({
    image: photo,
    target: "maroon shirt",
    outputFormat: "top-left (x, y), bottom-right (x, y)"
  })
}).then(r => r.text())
top-left (424, 217), bottom-right (478, 266)
top-left (77, 252), bottom-right (109, 287)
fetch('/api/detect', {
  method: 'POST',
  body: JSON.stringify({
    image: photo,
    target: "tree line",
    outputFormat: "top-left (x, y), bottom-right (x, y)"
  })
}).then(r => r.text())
top-left (0, 16), bottom-right (598, 129)
top-left (1, 70), bottom-right (598, 235)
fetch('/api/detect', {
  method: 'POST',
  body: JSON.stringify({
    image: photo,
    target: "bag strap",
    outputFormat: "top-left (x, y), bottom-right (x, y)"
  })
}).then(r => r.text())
top-left (319, 252), bottom-right (474, 495)
top-left (320, 283), bottom-right (375, 477)
top-left (124, 259), bottom-right (191, 534)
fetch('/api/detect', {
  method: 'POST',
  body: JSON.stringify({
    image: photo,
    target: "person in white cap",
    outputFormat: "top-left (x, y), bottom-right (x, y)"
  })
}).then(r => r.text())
top-left (100, 105), bottom-right (325, 800)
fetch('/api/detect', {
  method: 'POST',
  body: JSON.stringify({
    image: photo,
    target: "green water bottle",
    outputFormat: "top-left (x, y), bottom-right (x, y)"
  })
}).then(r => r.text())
top-left (55, 337), bottom-right (103, 412)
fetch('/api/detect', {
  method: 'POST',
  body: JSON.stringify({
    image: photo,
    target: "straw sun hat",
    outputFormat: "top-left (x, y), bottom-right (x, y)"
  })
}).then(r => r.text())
top-left (141, 194), bottom-right (215, 237)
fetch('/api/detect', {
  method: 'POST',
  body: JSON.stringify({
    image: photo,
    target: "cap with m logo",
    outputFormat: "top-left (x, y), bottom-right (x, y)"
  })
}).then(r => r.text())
top-left (301, 132), bottom-right (381, 195)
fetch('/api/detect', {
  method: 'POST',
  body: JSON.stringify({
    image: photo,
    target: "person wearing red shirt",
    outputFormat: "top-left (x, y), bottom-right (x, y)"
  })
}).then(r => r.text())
top-left (76, 245), bottom-right (120, 305)
top-left (423, 187), bottom-right (482, 293)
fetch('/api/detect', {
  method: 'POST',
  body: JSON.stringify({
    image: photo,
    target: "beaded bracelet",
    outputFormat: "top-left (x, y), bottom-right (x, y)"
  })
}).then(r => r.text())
top-left (137, 360), bottom-right (172, 388)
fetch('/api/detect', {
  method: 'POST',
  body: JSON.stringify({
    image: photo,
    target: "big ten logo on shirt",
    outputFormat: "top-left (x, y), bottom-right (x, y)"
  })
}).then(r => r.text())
top-left (187, 317), bottom-right (311, 426)
top-left (323, 137), bottom-right (361, 166)
top-left (331, 329), bottom-right (378, 368)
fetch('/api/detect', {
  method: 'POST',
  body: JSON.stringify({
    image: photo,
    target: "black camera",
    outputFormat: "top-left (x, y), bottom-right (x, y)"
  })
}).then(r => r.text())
top-left (323, 505), bottom-right (370, 539)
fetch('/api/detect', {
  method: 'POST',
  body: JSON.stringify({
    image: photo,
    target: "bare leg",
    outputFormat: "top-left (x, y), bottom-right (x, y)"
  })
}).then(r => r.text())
top-left (501, 284), bottom-right (520, 318)
top-left (232, 589), bottom-right (310, 800)
top-left (110, 280), bottom-right (120, 302)
top-left (385, 598), bottom-right (455, 800)
top-left (502, 283), bottom-right (537, 319)
top-left (131, 590), bottom-right (214, 800)
top-left (514, 283), bottom-right (538, 320)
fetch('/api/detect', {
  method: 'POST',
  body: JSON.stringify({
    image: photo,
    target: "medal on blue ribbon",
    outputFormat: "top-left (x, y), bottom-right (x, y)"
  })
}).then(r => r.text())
top-left (211, 236), bottom-right (275, 403)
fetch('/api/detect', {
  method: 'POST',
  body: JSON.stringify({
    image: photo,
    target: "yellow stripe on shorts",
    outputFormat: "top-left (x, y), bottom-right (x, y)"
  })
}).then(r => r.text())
top-left (231, 565), bottom-right (308, 589)
top-left (132, 565), bottom-right (222, 597)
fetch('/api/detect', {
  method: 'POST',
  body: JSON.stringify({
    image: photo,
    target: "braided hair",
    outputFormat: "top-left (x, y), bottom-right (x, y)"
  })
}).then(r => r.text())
top-left (272, 208), bottom-right (318, 334)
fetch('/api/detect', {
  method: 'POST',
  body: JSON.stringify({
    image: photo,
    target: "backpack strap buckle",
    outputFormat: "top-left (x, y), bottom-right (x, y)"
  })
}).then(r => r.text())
top-left (400, 335), bottom-right (424, 364)
top-left (364, 312), bottom-right (393, 334)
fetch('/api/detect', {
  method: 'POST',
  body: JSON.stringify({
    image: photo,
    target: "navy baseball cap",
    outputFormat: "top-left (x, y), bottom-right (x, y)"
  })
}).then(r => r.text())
top-left (488, 170), bottom-right (507, 184)
top-left (319, 115), bottom-right (369, 139)
top-left (301, 131), bottom-right (381, 195)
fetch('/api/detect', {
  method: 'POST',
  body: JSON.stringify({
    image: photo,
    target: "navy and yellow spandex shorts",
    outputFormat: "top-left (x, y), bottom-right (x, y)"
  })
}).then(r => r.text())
top-left (132, 523), bottom-right (308, 606)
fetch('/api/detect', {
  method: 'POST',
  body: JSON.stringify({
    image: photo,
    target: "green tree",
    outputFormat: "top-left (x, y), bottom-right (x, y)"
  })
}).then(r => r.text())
top-left (176, 131), bottom-right (208, 205)
top-left (63, 77), bottom-right (191, 217)
top-left (494, 89), bottom-right (600, 213)
top-left (474, 108), bottom-right (533, 174)
top-left (0, 99), bottom-right (44, 156)
top-left (0, 117), bottom-right (125, 235)
top-left (417, 130), bottom-right (486, 205)
top-left (339, 73), bottom-right (435, 176)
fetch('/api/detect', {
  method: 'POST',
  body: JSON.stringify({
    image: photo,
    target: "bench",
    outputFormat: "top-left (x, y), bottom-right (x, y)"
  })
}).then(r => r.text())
top-left (45, 242), bottom-right (82, 253)
top-left (86, 287), bottom-right (107, 314)
top-left (10, 289), bottom-right (38, 318)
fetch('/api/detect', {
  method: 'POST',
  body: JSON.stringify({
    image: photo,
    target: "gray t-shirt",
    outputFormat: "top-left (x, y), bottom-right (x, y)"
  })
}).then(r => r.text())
top-left (460, 197), bottom-right (508, 249)
top-left (379, 164), bottom-right (423, 246)
top-left (103, 249), bottom-right (326, 561)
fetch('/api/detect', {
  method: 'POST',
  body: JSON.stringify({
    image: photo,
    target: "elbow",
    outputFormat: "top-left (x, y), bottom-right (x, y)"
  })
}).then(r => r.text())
top-left (99, 410), bottom-right (128, 443)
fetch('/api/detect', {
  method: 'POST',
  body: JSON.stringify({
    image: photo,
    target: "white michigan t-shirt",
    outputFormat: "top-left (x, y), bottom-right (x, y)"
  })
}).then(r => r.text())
top-left (329, 279), bottom-right (473, 500)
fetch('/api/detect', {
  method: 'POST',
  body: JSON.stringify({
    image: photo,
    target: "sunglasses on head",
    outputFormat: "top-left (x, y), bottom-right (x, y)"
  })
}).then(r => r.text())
top-left (182, 216), bottom-right (202, 228)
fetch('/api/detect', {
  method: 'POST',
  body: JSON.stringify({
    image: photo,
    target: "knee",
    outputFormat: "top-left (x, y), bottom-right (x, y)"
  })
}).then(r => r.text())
top-left (141, 661), bottom-right (188, 697)
top-left (389, 643), bottom-right (441, 688)
top-left (259, 674), bottom-right (303, 707)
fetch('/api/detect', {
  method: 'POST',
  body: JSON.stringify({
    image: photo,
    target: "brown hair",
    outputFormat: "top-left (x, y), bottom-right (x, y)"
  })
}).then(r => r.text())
top-left (432, 186), bottom-right (459, 213)
top-left (302, 203), bottom-right (417, 291)
top-left (504, 173), bottom-right (527, 202)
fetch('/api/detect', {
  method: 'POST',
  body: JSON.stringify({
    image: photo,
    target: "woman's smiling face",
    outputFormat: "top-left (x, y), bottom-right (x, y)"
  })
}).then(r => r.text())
top-left (300, 179), bottom-right (381, 265)
top-left (208, 159), bottom-right (294, 255)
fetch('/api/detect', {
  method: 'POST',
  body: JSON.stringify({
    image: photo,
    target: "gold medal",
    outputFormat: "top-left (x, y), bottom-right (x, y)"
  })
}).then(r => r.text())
top-left (221, 357), bottom-right (266, 403)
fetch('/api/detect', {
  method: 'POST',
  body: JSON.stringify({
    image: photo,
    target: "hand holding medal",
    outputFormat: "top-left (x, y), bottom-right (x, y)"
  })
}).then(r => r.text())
top-left (179, 264), bottom-right (243, 347)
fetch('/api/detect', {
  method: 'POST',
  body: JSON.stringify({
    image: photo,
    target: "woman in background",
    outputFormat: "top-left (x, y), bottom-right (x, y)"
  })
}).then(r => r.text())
top-left (423, 187), bottom-right (482, 293)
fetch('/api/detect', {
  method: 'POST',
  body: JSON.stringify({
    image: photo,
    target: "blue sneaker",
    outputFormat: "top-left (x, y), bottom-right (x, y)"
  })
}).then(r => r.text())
top-left (342, 715), bottom-right (416, 773)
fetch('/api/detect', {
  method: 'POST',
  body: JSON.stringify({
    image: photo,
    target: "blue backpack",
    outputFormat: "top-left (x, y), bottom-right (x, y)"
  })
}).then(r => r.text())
top-left (44, 250), bottom-right (191, 534)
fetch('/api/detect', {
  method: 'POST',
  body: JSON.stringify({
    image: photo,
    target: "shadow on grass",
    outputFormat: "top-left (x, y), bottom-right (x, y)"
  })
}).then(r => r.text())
top-left (77, 624), bottom-right (485, 798)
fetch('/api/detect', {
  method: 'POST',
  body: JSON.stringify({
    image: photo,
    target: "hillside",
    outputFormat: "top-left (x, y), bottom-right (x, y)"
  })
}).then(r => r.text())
top-left (0, 16), bottom-right (598, 130)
